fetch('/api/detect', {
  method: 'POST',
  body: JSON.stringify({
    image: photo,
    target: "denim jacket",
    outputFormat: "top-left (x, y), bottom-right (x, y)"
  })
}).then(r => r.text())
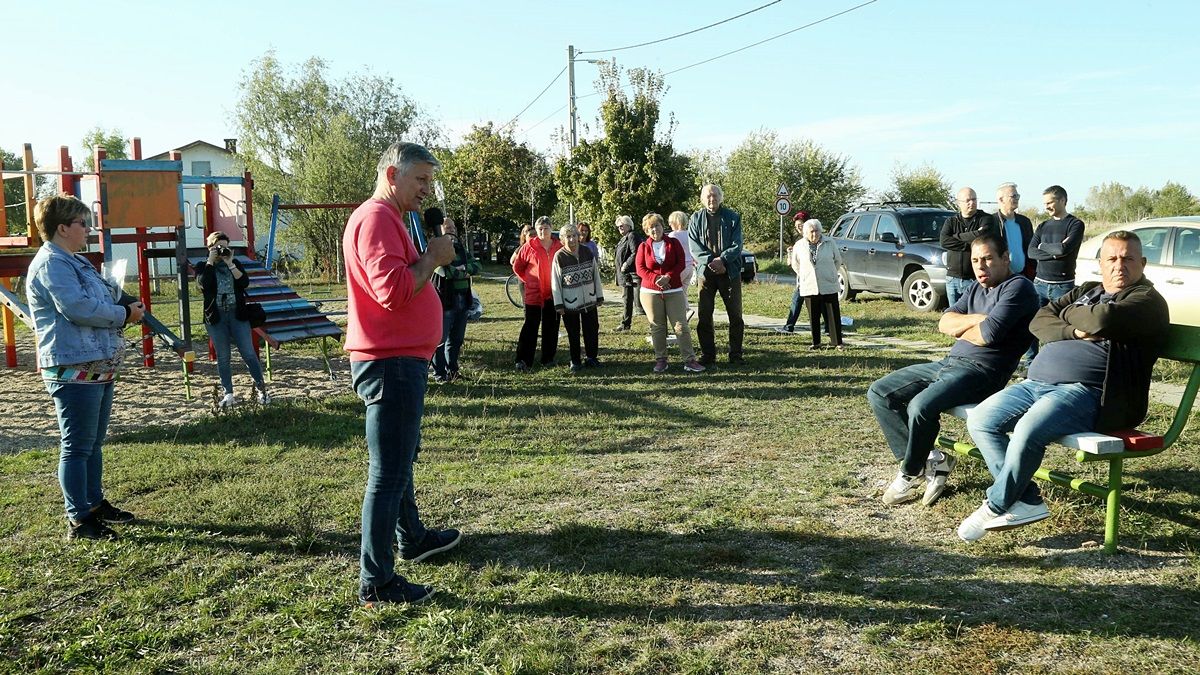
top-left (25, 241), bottom-right (127, 368)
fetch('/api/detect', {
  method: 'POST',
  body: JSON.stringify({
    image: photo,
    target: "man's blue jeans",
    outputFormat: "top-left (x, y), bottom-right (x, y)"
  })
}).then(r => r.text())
top-left (432, 292), bottom-right (469, 378)
top-left (46, 380), bottom-right (114, 522)
top-left (351, 357), bottom-right (430, 587)
top-left (784, 287), bottom-right (804, 331)
top-left (945, 276), bottom-right (975, 307)
top-left (207, 314), bottom-right (265, 395)
top-left (967, 380), bottom-right (1101, 513)
top-left (868, 357), bottom-right (1007, 476)
top-left (1033, 279), bottom-right (1075, 306)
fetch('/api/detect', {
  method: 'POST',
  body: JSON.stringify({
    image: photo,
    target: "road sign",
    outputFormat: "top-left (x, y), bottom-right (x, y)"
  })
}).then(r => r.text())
top-left (774, 197), bottom-right (791, 215)
top-left (776, 183), bottom-right (790, 197)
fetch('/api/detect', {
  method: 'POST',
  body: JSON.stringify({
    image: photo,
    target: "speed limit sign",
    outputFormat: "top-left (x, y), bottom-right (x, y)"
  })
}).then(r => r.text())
top-left (774, 197), bottom-right (791, 215)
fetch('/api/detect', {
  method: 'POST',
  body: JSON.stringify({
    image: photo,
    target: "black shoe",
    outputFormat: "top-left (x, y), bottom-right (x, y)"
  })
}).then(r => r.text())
top-left (698, 354), bottom-right (716, 366)
top-left (68, 513), bottom-right (119, 541)
top-left (515, 361), bottom-right (529, 372)
top-left (93, 499), bottom-right (135, 524)
top-left (727, 354), bottom-right (745, 365)
top-left (400, 528), bottom-right (462, 563)
top-left (359, 577), bottom-right (436, 607)
top-left (584, 357), bottom-right (601, 368)
top-left (613, 325), bottom-right (631, 332)
top-left (569, 362), bottom-right (582, 373)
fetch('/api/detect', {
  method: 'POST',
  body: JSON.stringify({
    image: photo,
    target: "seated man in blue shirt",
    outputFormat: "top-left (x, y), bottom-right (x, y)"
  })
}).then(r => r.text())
top-left (958, 230), bottom-right (1170, 542)
top-left (869, 234), bottom-right (1040, 507)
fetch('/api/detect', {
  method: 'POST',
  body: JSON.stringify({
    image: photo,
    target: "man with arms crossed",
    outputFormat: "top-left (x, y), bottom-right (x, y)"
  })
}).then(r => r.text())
top-left (688, 184), bottom-right (745, 365)
top-left (959, 231), bottom-right (1169, 541)
top-left (344, 142), bottom-right (463, 606)
top-left (869, 234), bottom-right (1039, 506)
top-left (939, 186), bottom-right (998, 305)
top-left (1027, 185), bottom-right (1085, 305)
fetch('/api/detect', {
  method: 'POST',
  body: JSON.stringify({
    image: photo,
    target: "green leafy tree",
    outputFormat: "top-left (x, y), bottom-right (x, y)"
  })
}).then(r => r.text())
top-left (1082, 182), bottom-right (1134, 223)
top-left (720, 131), bottom-right (782, 249)
top-left (80, 127), bottom-right (129, 170)
top-left (882, 162), bottom-right (952, 207)
top-left (436, 123), bottom-right (555, 257)
top-left (233, 51), bottom-right (435, 278)
top-left (0, 146), bottom-right (57, 235)
top-left (1151, 181), bottom-right (1200, 218)
top-left (555, 64), bottom-right (697, 250)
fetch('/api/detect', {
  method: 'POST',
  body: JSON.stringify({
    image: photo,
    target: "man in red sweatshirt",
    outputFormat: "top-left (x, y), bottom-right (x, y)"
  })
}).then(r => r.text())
top-left (344, 141), bottom-right (460, 607)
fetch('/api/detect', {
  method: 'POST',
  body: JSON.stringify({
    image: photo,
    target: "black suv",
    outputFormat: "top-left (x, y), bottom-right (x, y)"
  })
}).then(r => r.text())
top-left (828, 202), bottom-right (954, 312)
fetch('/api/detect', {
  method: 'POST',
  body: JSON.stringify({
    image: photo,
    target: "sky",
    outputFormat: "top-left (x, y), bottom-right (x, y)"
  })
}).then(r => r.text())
top-left (4, 0), bottom-right (1198, 210)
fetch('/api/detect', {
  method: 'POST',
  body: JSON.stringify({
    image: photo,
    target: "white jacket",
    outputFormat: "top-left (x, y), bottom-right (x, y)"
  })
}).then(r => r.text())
top-left (790, 237), bottom-right (843, 296)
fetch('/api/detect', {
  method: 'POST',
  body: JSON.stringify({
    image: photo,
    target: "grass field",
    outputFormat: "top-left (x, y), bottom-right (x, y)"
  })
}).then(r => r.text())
top-left (1, 274), bottom-right (1198, 673)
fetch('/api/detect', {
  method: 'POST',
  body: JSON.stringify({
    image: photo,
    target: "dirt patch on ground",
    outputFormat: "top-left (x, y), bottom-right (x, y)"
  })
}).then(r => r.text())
top-left (1, 330), bottom-right (352, 455)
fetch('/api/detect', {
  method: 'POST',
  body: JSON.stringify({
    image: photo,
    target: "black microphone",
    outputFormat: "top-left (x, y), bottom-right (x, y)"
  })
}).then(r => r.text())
top-left (423, 207), bottom-right (445, 232)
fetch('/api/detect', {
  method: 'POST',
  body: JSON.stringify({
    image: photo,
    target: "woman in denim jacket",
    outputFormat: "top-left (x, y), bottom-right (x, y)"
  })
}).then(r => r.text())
top-left (25, 195), bottom-right (143, 540)
top-left (194, 231), bottom-right (268, 408)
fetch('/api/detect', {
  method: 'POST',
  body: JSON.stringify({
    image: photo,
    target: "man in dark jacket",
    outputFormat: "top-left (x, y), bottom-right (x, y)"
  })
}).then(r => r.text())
top-left (939, 187), bottom-right (997, 305)
top-left (958, 230), bottom-right (1169, 542)
top-left (992, 183), bottom-right (1035, 279)
top-left (1027, 184), bottom-right (1086, 305)
top-left (613, 215), bottom-right (643, 331)
top-left (688, 184), bottom-right (745, 364)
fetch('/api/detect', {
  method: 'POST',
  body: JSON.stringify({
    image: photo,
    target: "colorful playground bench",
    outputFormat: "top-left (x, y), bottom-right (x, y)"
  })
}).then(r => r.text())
top-left (936, 323), bottom-right (1200, 553)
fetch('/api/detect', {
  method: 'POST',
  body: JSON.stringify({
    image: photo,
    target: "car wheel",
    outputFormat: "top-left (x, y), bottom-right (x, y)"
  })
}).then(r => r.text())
top-left (838, 266), bottom-right (857, 302)
top-left (903, 270), bottom-right (942, 312)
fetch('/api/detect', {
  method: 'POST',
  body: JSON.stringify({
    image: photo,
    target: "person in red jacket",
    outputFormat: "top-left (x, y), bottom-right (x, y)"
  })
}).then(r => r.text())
top-left (343, 141), bottom-right (461, 607)
top-left (636, 213), bottom-right (705, 373)
top-left (511, 216), bottom-right (564, 370)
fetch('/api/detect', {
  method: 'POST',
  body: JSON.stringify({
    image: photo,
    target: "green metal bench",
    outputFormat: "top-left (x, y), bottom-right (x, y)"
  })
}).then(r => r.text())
top-left (936, 323), bottom-right (1200, 553)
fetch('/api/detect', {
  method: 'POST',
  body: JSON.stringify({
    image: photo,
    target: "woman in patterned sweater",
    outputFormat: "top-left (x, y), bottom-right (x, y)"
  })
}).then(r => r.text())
top-left (551, 223), bottom-right (604, 372)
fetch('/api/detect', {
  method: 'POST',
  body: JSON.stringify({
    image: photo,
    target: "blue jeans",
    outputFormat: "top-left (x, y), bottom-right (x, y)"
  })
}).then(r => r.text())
top-left (868, 357), bottom-right (1007, 476)
top-left (351, 357), bottom-right (430, 587)
top-left (785, 287), bottom-right (804, 330)
top-left (207, 313), bottom-right (264, 394)
top-left (432, 292), bottom-right (469, 378)
top-left (945, 276), bottom-right (975, 307)
top-left (967, 380), bottom-right (1101, 512)
top-left (46, 380), bottom-right (115, 521)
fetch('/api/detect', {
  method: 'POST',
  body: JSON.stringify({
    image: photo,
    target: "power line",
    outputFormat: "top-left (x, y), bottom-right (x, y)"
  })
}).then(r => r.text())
top-left (665, 0), bottom-right (879, 76)
top-left (521, 104), bottom-right (568, 136)
top-left (499, 66), bottom-right (567, 132)
top-left (580, 0), bottom-right (784, 55)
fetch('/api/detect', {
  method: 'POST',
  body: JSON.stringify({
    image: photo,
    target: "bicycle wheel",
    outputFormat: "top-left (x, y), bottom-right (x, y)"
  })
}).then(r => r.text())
top-left (505, 274), bottom-right (525, 308)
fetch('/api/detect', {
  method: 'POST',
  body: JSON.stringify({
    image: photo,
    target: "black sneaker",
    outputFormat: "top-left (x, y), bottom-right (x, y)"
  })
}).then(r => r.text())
top-left (93, 499), bottom-right (135, 524)
top-left (358, 577), bottom-right (436, 607)
top-left (400, 528), bottom-right (462, 563)
top-left (569, 362), bottom-right (582, 373)
top-left (698, 354), bottom-right (716, 366)
top-left (613, 325), bottom-right (631, 332)
top-left (584, 357), bottom-right (601, 368)
top-left (515, 361), bottom-right (529, 372)
top-left (727, 354), bottom-right (745, 365)
top-left (68, 513), bottom-right (118, 541)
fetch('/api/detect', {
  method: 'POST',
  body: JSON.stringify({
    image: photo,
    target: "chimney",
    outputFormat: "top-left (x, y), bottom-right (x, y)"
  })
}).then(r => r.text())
top-left (224, 138), bottom-right (237, 153)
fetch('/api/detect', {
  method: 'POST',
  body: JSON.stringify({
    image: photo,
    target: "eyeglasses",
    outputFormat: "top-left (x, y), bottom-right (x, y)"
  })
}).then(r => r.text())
top-left (69, 218), bottom-right (89, 228)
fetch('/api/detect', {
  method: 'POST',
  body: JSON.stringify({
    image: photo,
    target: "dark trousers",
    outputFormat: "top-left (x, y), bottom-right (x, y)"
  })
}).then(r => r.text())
top-left (562, 307), bottom-right (599, 364)
top-left (697, 268), bottom-right (744, 359)
top-left (785, 287), bottom-right (805, 330)
top-left (804, 293), bottom-right (843, 347)
top-left (620, 284), bottom-right (642, 328)
top-left (516, 299), bottom-right (560, 366)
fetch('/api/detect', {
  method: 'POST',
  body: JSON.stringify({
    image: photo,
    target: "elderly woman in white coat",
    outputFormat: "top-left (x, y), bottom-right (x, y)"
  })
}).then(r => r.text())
top-left (790, 218), bottom-right (844, 350)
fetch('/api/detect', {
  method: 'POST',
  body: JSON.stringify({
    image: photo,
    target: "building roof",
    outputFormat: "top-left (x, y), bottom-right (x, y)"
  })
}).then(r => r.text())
top-left (146, 140), bottom-right (234, 160)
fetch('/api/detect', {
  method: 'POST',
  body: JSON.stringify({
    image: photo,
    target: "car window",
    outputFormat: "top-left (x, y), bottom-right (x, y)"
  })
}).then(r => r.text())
top-left (875, 214), bottom-right (902, 242)
top-left (1133, 227), bottom-right (1170, 265)
top-left (849, 214), bottom-right (877, 241)
top-left (1172, 227), bottom-right (1200, 268)
top-left (900, 213), bottom-right (951, 243)
top-left (830, 217), bottom-right (852, 238)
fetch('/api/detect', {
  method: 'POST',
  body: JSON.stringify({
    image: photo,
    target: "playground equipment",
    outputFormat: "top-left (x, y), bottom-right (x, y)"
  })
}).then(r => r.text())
top-left (1, 141), bottom-right (195, 387)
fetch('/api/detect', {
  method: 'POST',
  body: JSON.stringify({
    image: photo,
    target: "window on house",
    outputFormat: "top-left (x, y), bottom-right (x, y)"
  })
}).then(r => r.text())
top-left (191, 161), bottom-right (212, 177)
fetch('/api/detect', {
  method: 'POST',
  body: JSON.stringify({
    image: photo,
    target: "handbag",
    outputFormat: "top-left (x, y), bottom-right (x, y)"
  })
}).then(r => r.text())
top-left (238, 302), bottom-right (267, 328)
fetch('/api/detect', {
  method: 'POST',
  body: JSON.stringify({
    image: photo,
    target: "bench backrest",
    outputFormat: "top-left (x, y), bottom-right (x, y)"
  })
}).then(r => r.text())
top-left (1160, 324), bottom-right (1200, 449)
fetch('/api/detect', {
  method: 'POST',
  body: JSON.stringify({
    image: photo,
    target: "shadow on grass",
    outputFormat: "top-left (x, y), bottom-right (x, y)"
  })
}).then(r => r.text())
top-left (450, 524), bottom-right (1199, 640)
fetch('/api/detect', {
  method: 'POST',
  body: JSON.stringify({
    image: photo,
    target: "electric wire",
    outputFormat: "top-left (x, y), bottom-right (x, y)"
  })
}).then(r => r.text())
top-left (665, 0), bottom-right (879, 76)
top-left (499, 66), bottom-right (567, 133)
top-left (579, 0), bottom-right (783, 55)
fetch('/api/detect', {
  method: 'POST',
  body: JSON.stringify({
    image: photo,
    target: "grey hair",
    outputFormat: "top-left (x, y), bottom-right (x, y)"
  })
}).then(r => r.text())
top-left (535, 215), bottom-right (552, 229)
top-left (559, 223), bottom-right (579, 239)
top-left (701, 183), bottom-right (724, 201)
top-left (375, 141), bottom-right (439, 185)
top-left (615, 215), bottom-right (634, 229)
top-left (802, 218), bottom-right (824, 235)
top-left (997, 182), bottom-right (1018, 198)
top-left (668, 210), bottom-right (688, 230)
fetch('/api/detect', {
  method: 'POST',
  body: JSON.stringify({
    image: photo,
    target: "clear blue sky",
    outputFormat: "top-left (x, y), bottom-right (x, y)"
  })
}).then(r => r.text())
top-left (5, 0), bottom-right (1198, 209)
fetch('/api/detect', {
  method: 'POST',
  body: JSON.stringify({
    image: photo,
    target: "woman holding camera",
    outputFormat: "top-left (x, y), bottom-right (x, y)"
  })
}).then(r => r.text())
top-left (26, 195), bottom-right (143, 540)
top-left (196, 231), bottom-right (269, 407)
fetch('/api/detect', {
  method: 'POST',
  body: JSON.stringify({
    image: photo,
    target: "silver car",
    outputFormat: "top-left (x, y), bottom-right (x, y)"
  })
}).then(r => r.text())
top-left (1075, 216), bottom-right (1200, 326)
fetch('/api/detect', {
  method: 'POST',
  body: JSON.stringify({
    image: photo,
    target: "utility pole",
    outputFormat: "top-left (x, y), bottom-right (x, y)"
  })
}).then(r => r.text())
top-left (567, 44), bottom-right (577, 223)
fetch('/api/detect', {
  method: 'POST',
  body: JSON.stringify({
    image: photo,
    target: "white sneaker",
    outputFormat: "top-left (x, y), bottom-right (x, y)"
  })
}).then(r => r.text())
top-left (218, 393), bottom-right (236, 410)
top-left (882, 471), bottom-right (924, 505)
top-left (257, 389), bottom-right (271, 405)
top-left (922, 452), bottom-right (957, 506)
top-left (983, 501), bottom-right (1050, 531)
top-left (958, 501), bottom-right (1004, 542)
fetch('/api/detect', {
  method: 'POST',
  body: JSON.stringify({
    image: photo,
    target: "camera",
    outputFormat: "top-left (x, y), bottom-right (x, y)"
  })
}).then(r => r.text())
top-left (215, 245), bottom-right (231, 258)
